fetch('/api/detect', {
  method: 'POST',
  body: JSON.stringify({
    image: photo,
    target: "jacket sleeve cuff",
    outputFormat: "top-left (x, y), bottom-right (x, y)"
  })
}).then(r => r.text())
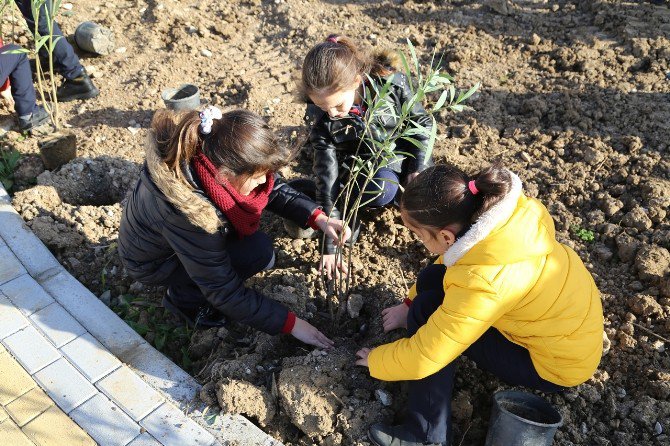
top-left (403, 298), bottom-right (413, 307)
top-left (307, 208), bottom-right (325, 230)
top-left (0, 78), bottom-right (9, 92)
top-left (281, 311), bottom-right (297, 334)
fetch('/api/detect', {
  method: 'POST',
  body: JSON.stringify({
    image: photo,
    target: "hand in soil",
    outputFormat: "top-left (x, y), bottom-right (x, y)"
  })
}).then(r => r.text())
top-left (0, 89), bottom-right (14, 107)
top-left (291, 317), bottom-right (335, 349)
top-left (382, 303), bottom-right (409, 332)
top-left (320, 254), bottom-right (348, 280)
top-left (355, 347), bottom-right (371, 367)
top-left (314, 213), bottom-right (352, 246)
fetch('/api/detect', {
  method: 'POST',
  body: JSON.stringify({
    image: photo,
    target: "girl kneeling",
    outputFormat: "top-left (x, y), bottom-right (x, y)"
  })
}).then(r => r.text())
top-left (356, 164), bottom-right (603, 446)
top-left (119, 107), bottom-right (349, 348)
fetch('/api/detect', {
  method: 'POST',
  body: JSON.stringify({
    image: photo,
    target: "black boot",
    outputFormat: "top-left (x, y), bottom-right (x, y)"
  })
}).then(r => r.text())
top-left (368, 423), bottom-right (443, 446)
top-left (18, 105), bottom-right (50, 131)
top-left (56, 70), bottom-right (99, 102)
top-left (162, 292), bottom-right (226, 329)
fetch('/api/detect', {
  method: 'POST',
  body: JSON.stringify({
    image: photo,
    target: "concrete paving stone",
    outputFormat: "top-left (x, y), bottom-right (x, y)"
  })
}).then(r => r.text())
top-left (41, 271), bottom-right (145, 357)
top-left (5, 386), bottom-right (54, 427)
top-left (0, 293), bottom-right (29, 339)
top-left (0, 245), bottom-right (26, 285)
top-left (140, 402), bottom-right (217, 446)
top-left (60, 332), bottom-right (121, 382)
top-left (1, 274), bottom-right (55, 316)
top-left (127, 432), bottom-right (163, 446)
top-left (30, 302), bottom-right (87, 348)
top-left (0, 418), bottom-right (34, 446)
top-left (2, 325), bottom-right (60, 374)
top-left (0, 199), bottom-right (62, 280)
top-left (32, 358), bottom-right (97, 414)
top-left (97, 365), bottom-right (164, 421)
top-left (0, 351), bottom-right (35, 405)
top-left (70, 393), bottom-right (142, 446)
top-left (22, 405), bottom-right (95, 446)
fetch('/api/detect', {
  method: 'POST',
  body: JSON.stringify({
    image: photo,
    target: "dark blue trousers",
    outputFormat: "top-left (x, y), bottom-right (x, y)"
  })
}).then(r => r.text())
top-left (354, 167), bottom-right (400, 208)
top-left (166, 231), bottom-right (274, 311)
top-left (0, 44), bottom-right (37, 116)
top-left (405, 264), bottom-right (565, 444)
top-left (14, 0), bottom-right (83, 79)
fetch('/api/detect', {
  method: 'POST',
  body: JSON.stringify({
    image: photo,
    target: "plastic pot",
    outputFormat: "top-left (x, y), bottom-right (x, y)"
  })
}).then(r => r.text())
top-left (74, 21), bottom-right (115, 55)
top-left (161, 84), bottom-right (200, 111)
top-left (484, 390), bottom-right (563, 446)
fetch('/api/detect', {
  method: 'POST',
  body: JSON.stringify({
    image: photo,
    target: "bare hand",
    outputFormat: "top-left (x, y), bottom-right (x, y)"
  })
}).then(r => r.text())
top-left (320, 254), bottom-right (348, 281)
top-left (405, 171), bottom-right (420, 184)
top-left (314, 213), bottom-right (352, 247)
top-left (381, 303), bottom-right (409, 332)
top-left (355, 347), bottom-right (371, 367)
top-left (0, 89), bottom-right (14, 108)
top-left (291, 317), bottom-right (335, 349)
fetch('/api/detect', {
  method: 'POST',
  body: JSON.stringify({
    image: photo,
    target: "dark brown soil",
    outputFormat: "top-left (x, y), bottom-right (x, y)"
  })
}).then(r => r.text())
top-left (2, 1), bottom-right (669, 445)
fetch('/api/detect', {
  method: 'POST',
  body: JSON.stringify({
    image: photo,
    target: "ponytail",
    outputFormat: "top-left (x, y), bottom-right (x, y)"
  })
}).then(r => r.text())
top-left (299, 34), bottom-right (399, 98)
top-left (401, 163), bottom-right (512, 231)
top-left (150, 108), bottom-right (290, 180)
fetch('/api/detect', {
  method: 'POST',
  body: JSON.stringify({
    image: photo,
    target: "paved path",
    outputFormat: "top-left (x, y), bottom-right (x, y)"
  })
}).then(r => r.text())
top-left (0, 183), bottom-right (281, 446)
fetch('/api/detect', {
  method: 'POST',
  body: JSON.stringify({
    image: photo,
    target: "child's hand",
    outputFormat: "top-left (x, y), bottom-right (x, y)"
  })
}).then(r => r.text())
top-left (291, 317), bottom-right (335, 349)
top-left (355, 347), bottom-right (371, 367)
top-left (320, 254), bottom-right (348, 280)
top-left (314, 214), bottom-right (351, 246)
top-left (381, 303), bottom-right (409, 332)
top-left (0, 90), bottom-right (14, 108)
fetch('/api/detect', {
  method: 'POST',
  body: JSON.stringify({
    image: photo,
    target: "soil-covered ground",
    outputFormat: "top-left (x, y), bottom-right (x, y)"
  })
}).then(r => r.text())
top-left (1, 1), bottom-right (669, 445)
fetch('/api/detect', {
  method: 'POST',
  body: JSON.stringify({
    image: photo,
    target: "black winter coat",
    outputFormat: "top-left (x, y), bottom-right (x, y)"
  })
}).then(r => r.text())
top-left (118, 141), bottom-right (319, 335)
top-left (305, 71), bottom-right (433, 254)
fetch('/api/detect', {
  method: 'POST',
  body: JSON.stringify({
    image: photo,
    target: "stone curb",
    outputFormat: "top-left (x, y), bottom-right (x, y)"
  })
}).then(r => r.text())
top-left (0, 183), bottom-right (282, 446)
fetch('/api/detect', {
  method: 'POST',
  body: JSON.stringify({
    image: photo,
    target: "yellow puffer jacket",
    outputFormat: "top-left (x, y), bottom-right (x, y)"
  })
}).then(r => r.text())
top-left (368, 172), bottom-right (603, 387)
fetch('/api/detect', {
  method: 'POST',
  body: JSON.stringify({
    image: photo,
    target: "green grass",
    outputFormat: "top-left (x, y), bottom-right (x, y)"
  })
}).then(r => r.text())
top-left (0, 149), bottom-right (21, 192)
top-left (571, 225), bottom-right (595, 242)
top-left (113, 294), bottom-right (195, 370)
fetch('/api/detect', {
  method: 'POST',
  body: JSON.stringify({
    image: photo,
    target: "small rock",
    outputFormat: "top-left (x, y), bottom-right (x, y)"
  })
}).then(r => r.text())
top-left (583, 146), bottom-right (606, 166)
top-left (200, 48), bottom-right (213, 58)
top-left (593, 244), bottom-right (613, 262)
top-left (375, 389), bottom-right (392, 406)
top-left (485, 0), bottom-right (510, 15)
top-left (530, 33), bottom-right (541, 45)
top-left (346, 293), bottom-right (364, 318)
top-left (519, 151), bottom-right (532, 163)
top-left (602, 331), bottom-right (611, 355)
top-left (655, 422), bottom-right (663, 435)
top-left (616, 233), bottom-right (640, 262)
top-left (128, 126), bottom-right (140, 135)
top-left (635, 245), bottom-right (670, 282)
top-left (621, 207), bottom-right (653, 231)
top-left (99, 290), bottom-right (112, 306)
top-left (115, 46), bottom-right (127, 54)
top-left (62, 2), bottom-right (73, 10)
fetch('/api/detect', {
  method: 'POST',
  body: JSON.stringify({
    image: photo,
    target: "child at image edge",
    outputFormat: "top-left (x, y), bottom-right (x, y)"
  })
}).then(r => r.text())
top-left (356, 164), bottom-right (604, 446)
top-left (299, 34), bottom-right (434, 277)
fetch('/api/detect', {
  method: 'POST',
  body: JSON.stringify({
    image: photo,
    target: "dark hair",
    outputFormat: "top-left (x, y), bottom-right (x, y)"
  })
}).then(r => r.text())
top-left (150, 108), bottom-right (290, 180)
top-left (401, 163), bottom-right (512, 231)
top-left (299, 34), bottom-right (398, 99)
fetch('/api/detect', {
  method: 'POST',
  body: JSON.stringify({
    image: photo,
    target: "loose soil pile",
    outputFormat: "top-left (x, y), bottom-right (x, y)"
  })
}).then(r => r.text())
top-left (2, 1), bottom-right (669, 445)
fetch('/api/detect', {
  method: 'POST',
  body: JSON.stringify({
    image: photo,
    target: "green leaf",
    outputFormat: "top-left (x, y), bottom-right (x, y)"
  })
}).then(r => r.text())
top-left (401, 136), bottom-right (425, 151)
top-left (128, 321), bottom-right (149, 336)
top-left (456, 82), bottom-right (481, 104)
top-left (155, 332), bottom-right (167, 350)
top-left (2, 48), bottom-right (31, 55)
top-left (397, 49), bottom-right (413, 94)
top-left (450, 104), bottom-right (465, 112)
top-left (432, 90), bottom-right (449, 112)
top-left (425, 115), bottom-right (437, 161)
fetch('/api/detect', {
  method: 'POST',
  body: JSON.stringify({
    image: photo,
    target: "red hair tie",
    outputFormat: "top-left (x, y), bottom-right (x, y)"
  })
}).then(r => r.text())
top-left (468, 180), bottom-right (479, 195)
top-left (327, 36), bottom-right (338, 44)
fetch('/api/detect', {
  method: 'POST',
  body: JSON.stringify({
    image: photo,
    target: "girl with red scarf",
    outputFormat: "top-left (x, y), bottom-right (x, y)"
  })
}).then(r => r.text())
top-left (118, 106), bottom-right (350, 348)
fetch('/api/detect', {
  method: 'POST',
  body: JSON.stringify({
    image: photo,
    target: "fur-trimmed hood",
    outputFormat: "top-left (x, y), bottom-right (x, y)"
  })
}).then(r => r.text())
top-left (144, 138), bottom-right (221, 233)
top-left (442, 171), bottom-right (555, 267)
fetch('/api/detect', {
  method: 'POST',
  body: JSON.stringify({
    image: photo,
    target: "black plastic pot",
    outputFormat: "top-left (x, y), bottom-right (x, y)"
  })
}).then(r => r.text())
top-left (161, 84), bottom-right (200, 111)
top-left (484, 390), bottom-right (563, 446)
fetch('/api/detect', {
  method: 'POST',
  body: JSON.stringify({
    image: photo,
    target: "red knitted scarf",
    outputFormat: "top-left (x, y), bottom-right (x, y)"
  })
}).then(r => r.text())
top-left (192, 152), bottom-right (274, 237)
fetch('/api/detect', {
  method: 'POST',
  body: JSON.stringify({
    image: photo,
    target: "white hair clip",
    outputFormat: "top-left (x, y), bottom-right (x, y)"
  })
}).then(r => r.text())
top-left (199, 105), bottom-right (223, 135)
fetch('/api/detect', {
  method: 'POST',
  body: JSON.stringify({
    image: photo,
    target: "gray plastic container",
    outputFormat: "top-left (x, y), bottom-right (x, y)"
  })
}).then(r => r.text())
top-left (161, 84), bottom-right (200, 111)
top-left (74, 21), bottom-right (115, 55)
top-left (485, 391), bottom-right (563, 446)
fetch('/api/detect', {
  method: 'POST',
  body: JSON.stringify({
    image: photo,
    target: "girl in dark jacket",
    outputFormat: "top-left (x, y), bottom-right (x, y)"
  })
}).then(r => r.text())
top-left (118, 106), bottom-right (350, 348)
top-left (299, 34), bottom-right (433, 276)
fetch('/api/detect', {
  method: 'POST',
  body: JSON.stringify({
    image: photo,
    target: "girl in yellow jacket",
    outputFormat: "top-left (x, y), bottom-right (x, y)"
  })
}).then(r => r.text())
top-left (355, 164), bottom-right (603, 446)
